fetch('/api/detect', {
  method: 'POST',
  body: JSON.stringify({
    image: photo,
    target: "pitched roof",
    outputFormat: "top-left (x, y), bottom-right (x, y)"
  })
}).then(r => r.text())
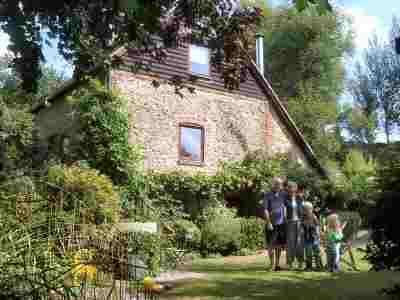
top-left (31, 46), bottom-right (327, 178)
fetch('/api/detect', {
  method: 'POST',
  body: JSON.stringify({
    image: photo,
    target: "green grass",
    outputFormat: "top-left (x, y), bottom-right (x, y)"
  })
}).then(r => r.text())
top-left (162, 251), bottom-right (400, 300)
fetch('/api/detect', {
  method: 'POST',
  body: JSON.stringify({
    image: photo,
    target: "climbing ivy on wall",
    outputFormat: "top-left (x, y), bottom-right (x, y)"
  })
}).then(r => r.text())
top-left (73, 79), bottom-right (143, 185)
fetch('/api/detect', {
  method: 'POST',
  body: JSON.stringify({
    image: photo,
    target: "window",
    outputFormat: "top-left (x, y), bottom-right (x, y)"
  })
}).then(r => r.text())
top-left (189, 44), bottom-right (210, 76)
top-left (179, 124), bottom-right (204, 163)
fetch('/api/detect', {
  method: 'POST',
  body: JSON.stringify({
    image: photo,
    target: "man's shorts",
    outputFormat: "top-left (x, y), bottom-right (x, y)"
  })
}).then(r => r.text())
top-left (265, 223), bottom-right (286, 249)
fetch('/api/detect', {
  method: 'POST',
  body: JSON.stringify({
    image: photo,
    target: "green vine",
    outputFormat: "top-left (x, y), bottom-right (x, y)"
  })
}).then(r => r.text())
top-left (73, 79), bottom-right (143, 185)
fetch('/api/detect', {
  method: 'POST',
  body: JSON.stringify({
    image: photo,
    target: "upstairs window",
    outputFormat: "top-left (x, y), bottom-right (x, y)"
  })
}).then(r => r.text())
top-left (179, 124), bottom-right (204, 163)
top-left (189, 45), bottom-right (210, 76)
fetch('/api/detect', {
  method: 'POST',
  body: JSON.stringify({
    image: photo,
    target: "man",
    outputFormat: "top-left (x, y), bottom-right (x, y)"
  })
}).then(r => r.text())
top-left (264, 177), bottom-right (286, 271)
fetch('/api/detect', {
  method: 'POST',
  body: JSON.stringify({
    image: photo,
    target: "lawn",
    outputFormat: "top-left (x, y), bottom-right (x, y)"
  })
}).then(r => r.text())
top-left (162, 251), bottom-right (400, 300)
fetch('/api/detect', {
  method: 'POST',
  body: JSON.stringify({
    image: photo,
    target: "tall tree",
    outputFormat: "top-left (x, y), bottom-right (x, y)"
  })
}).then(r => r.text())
top-left (261, 5), bottom-right (353, 161)
top-left (0, 54), bottom-right (67, 101)
top-left (356, 18), bottom-right (400, 144)
top-left (342, 62), bottom-right (379, 145)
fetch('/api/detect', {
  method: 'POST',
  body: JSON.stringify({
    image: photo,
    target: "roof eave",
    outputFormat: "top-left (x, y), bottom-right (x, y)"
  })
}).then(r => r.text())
top-left (245, 56), bottom-right (328, 178)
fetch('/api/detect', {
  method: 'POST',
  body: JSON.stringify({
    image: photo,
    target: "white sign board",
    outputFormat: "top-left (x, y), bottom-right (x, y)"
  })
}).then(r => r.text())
top-left (117, 222), bottom-right (158, 233)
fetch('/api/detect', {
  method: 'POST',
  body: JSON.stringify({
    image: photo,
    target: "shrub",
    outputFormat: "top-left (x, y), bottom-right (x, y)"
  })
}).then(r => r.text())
top-left (365, 191), bottom-right (400, 271)
top-left (128, 232), bottom-right (164, 276)
top-left (239, 217), bottom-right (265, 250)
top-left (47, 164), bottom-right (121, 223)
top-left (200, 205), bottom-right (242, 256)
top-left (173, 219), bottom-right (201, 251)
top-left (235, 248), bottom-right (256, 256)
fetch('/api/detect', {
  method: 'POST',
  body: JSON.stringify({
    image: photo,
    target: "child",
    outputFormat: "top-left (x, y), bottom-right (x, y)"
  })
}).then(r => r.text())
top-left (326, 213), bottom-right (346, 272)
top-left (302, 201), bottom-right (322, 271)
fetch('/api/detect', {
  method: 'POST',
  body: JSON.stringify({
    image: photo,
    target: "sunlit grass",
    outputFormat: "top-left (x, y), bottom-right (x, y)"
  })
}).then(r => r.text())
top-left (162, 250), bottom-right (400, 300)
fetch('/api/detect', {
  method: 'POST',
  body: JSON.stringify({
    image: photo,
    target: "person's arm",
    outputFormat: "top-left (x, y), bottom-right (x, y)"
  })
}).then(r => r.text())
top-left (263, 194), bottom-right (273, 230)
top-left (313, 214), bottom-right (319, 226)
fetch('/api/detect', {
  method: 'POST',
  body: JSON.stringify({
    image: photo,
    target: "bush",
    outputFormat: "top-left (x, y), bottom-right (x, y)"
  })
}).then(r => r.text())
top-left (235, 248), bottom-right (256, 256)
top-left (365, 191), bottom-right (400, 271)
top-left (47, 164), bottom-right (121, 223)
top-left (239, 217), bottom-right (265, 250)
top-left (173, 219), bottom-right (201, 251)
top-left (364, 160), bottom-right (400, 273)
top-left (200, 205), bottom-right (242, 256)
top-left (128, 232), bottom-right (163, 276)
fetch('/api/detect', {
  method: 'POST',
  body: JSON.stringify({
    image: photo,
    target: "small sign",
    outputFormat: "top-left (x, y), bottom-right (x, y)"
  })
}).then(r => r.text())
top-left (117, 222), bottom-right (158, 233)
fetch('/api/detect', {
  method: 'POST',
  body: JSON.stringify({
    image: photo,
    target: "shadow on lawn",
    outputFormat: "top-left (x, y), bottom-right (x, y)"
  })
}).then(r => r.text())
top-left (163, 268), bottom-right (400, 300)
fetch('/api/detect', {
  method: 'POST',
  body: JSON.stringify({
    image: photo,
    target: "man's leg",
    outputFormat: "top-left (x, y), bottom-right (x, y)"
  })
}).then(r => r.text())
top-left (305, 245), bottom-right (312, 269)
top-left (275, 248), bottom-right (282, 270)
top-left (268, 248), bottom-right (274, 269)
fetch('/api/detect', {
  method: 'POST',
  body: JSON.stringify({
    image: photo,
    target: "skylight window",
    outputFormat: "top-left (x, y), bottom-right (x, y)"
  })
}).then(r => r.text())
top-left (189, 45), bottom-right (210, 76)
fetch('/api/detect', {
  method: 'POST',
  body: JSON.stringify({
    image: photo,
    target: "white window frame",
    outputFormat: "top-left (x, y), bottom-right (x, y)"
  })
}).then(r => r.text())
top-left (189, 44), bottom-right (210, 76)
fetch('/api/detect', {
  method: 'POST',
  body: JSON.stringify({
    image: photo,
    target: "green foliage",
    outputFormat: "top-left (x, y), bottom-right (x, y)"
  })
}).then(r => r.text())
top-left (239, 217), bottom-right (265, 250)
top-left (146, 171), bottom-right (224, 220)
top-left (173, 218), bottom-right (201, 250)
top-left (1, 1), bottom-right (263, 93)
top-left (262, 7), bottom-right (353, 101)
top-left (217, 152), bottom-right (283, 217)
top-left (364, 158), bottom-right (400, 272)
top-left (343, 149), bottom-right (376, 179)
top-left (75, 80), bottom-right (143, 184)
top-left (199, 205), bottom-right (242, 256)
top-left (287, 86), bottom-right (341, 161)
top-left (235, 247), bottom-right (257, 256)
top-left (261, 5), bottom-right (353, 161)
top-left (129, 232), bottom-right (164, 276)
top-left (0, 92), bottom-right (33, 177)
top-left (47, 164), bottom-right (121, 223)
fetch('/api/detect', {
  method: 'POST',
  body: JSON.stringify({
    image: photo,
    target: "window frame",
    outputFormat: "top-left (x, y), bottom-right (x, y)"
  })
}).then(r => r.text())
top-left (178, 123), bottom-right (205, 165)
top-left (188, 44), bottom-right (211, 77)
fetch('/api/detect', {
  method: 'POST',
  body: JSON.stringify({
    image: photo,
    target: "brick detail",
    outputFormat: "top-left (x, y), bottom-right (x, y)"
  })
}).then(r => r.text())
top-left (265, 110), bottom-right (273, 146)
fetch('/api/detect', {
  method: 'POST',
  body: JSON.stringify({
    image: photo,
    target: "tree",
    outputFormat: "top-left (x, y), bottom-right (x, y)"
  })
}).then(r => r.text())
top-left (259, 5), bottom-right (353, 160)
top-left (262, 6), bottom-right (353, 101)
top-left (0, 54), bottom-right (67, 103)
top-left (359, 18), bottom-right (400, 144)
top-left (287, 85), bottom-right (340, 161)
top-left (0, 0), bottom-right (263, 94)
top-left (342, 62), bottom-right (379, 145)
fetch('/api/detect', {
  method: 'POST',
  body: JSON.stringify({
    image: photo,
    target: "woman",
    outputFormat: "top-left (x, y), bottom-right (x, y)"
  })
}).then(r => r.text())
top-left (285, 181), bottom-right (305, 270)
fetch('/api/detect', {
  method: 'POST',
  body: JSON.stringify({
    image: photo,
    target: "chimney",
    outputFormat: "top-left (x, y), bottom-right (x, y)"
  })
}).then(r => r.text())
top-left (256, 33), bottom-right (264, 76)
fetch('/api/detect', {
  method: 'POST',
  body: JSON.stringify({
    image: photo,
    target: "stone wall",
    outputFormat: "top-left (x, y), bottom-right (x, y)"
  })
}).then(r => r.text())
top-left (112, 70), bottom-right (310, 174)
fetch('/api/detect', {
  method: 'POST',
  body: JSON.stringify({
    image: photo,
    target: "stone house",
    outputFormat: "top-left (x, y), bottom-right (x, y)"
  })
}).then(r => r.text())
top-left (32, 36), bottom-right (326, 177)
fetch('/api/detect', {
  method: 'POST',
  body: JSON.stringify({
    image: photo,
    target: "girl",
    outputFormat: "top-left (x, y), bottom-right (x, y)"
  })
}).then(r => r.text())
top-left (326, 214), bottom-right (346, 272)
top-left (302, 201), bottom-right (322, 271)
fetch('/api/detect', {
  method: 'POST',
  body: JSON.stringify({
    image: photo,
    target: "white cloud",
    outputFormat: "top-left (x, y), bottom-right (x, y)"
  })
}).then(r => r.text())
top-left (344, 7), bottom-right (384, 50)
top-left (0, 31), bottom-right (10, 56)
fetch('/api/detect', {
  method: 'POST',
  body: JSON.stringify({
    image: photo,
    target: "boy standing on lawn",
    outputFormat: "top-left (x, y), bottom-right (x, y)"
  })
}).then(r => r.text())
top-left (264, 177), bottom-right (287, 271)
